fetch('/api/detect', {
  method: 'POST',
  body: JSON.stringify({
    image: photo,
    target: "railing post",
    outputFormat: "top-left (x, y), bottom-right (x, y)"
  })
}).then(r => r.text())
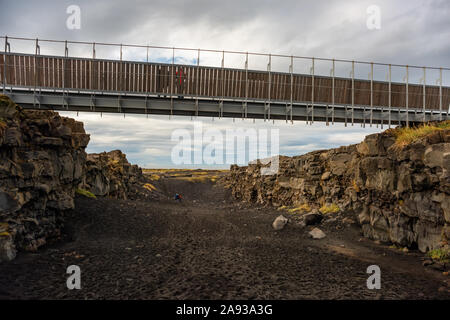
top-left (145, 44), bottom-right (149, 117)
top-left (422, 67), bottom-right (426, 122)
top-left (439, 68), bottom-right (443, 121)
top-left (405, 65), bottom-right (409, 127)
top-left (351, 60), bottom-right (355, 126)
top-left (289, 55), bottom-right (293, 124)
top-left (370, 62), bottom-right (373, 127)
top-left (3, 36), bottom-right (10, 94)
top-left (195, 48), bottom-right (200, 117)
top-left (90, 42), bottom-right (96, 111)
top-left (171, 47), bottom-right (174, 117)
top-left (220, 50), bottom-right (224, 118)
top-left (310, 57), bottom-right (315, 125)
top-left (35, 38), bottom-right (40, 55)
top-left (34, 38), bottom-right (40, 107)
top-left (62, 40), bottom-right (68, 109)
top-left (118, 44), bottom-right (123, 113)
top-left (331, 59), bottom-right (335, 125)
top-left (388, 64), bottom-right (392, 128)
top-left (362, 62), bottom-right (367, 128)
top-left (244, 51), bottom-right (248, 119)
top-left (267, 54), bottom-right (271, 121)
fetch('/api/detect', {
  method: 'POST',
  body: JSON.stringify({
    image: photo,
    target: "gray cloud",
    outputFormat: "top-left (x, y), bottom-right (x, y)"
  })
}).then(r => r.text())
top-left (1, 0), bottom-right (447, 167)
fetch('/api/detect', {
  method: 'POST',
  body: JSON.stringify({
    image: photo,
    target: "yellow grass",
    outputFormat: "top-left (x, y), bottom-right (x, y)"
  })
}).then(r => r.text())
top-left (143, 168), bottom-right (179, 173)
top-left (143, 169), bottom-right (226, 184)
top-left (176, 176), bottom-right (216, 183)
top-left (391, 121), bottom-right (450, 149)
top-left (287, 203), bottom-right (311, 214)
top-left (76, 188), bottom-right (97, 199)
top-left (319, 203), bottom-right (340, 214)
top-left (352, 179), bottom-right (360, 193)
top-left (143, 183), bottom-right (157, 192)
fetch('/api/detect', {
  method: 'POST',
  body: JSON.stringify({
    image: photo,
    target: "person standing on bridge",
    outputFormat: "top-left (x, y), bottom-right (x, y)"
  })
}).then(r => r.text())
top-left (176, 67), bottom-right (185, 98)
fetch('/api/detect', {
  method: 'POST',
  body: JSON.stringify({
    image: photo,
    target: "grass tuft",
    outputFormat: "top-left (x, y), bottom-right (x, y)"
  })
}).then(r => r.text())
top-left (76, 188), bottom-right (97, 199)
top-left (391, 121), bottom-right (450, 149)
top-left (427, 248), bottom-right (449, 262)
top-left (287, 203), bottom-right (311, 214)
top-left (143, 183), bottom-right (157, 192)
top-left (319, 203), bottom-right (340, 214)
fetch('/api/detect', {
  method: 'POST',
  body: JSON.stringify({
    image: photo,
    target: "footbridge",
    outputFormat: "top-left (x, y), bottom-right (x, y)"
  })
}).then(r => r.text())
top-left (1, 36), bottom-right (450, 127)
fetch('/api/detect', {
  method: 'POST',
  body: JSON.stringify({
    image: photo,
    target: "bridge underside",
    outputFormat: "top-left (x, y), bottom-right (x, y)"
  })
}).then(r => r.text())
top-left (4, 89), bottom-right (449, 126)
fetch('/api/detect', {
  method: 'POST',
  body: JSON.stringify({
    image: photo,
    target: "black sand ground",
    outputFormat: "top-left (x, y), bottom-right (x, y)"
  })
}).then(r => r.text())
top-left (0, 177), bottom-right (449, 300)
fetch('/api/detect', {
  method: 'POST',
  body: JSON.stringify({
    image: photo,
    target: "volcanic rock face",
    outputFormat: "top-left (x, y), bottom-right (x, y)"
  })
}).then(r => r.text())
top-left (226, 129), bottom-right (450, 253)
top-left (83, 150), bottom-right (152, 200)
top-left (0, 95), bottom-right (90, 258)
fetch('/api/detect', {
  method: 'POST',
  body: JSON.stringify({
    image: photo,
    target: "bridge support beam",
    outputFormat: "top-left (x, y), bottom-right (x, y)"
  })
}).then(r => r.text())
top-left (5, 89), bottom-right (448, 126)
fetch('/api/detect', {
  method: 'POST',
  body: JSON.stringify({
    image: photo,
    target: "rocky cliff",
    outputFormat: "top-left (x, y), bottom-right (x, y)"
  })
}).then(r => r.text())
top-left (83, 150), bottom-right (155, 200)
top-left (0, 96), bottom-right (156, 262)
top-left (226, 126), bottom-right (450, 253)
top-left (0, 95), bottom-right (90, 260)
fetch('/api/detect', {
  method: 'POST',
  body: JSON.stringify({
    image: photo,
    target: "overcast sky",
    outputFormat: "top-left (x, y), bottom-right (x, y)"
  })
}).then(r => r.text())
top-left (1, 0), bottom-right (449, 168)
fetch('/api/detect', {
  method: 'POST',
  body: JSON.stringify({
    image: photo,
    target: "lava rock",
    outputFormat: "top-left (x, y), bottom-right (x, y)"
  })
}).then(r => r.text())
top-left (272, 215), bottom-right (289, 231)
top-left (303, 212), bottom-right (323, 226)
top-left (309, 228), bottom-right (326, 239)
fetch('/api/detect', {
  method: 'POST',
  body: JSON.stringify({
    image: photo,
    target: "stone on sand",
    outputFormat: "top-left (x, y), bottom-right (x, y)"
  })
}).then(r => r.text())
top-left (272, 215), bottom-right (289, 230)
top-left (309, 228), bottom-right (326, 239)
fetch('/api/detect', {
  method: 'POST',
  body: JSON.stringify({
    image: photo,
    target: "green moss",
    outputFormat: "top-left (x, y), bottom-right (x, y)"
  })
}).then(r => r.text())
top-left (76, 188), bottom-right (97, 199)
top-left (427, 248), bottom-right (449, 263)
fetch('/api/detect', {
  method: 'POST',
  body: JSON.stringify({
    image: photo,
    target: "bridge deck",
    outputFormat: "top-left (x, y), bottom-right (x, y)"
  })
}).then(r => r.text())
top-left (1, 51), bottom-right (450, 125)
top-left (2, 52), bottom-right (449, 111)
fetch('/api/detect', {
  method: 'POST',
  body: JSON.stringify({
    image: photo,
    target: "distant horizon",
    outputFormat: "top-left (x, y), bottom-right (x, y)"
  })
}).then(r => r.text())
top-left (59, 110), bottom-right (384, 169)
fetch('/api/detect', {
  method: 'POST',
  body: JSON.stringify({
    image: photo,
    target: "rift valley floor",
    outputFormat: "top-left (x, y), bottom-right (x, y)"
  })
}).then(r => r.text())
top-left (0, 172), bottom-right (449, 299)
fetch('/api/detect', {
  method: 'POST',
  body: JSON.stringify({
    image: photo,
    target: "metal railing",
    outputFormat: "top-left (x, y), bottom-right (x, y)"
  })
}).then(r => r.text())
top-left (1, 35), bottom-right (449, 127)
